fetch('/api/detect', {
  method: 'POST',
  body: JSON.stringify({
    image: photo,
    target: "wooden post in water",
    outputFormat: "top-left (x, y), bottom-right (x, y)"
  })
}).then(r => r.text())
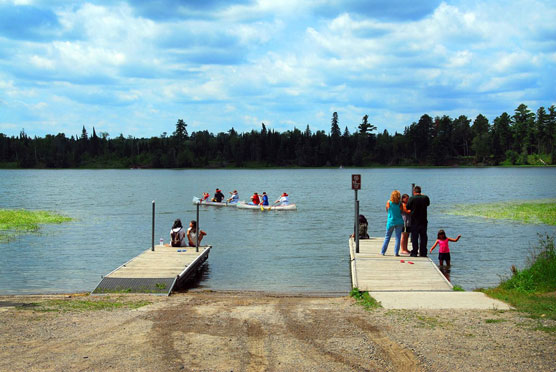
top-left (152, 200), bottom-right (155, 251)
top-left (196, 203), bottom-right (200, 253)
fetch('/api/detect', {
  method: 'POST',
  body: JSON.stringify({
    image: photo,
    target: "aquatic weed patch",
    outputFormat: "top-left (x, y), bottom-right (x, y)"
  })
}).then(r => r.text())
top-left (0, 209), bottom-right (71, 241)
top-left (449, 199), bottom-right (556, 225)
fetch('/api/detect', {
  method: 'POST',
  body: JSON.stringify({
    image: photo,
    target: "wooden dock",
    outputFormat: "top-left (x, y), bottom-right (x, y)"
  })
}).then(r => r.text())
top-left (93, 245), bottom-right (211, 295)
top-left (349, 237), bottom-right (452, 292)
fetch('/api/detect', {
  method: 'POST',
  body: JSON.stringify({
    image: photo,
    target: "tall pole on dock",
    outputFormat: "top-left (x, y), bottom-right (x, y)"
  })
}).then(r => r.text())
top-left (152, 200), bottom-right (155, 251)
top-left (352, 174), bottom-right (361, 253)
top-left (196, 202), bottom-right (200, 253)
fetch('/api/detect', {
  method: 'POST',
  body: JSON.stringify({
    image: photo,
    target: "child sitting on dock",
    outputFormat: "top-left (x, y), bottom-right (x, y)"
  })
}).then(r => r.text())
top-left (170, 219), bottom-right (186, 247)
top-left (187, 220), bottom-right (207, 247)
top-left (429, 230), bottom-right (461, 267)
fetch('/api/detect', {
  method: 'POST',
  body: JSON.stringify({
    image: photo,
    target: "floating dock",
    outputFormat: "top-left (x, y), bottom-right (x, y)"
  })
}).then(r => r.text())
top-left (349, 237), bottom-right (452, 292)
top-left (349, 237), bottom-right (511, 309)
top-left (93, 245), bottom-right (211, 295)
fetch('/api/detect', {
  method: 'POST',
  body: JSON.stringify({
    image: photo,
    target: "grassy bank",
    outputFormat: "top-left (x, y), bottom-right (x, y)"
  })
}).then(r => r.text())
top-left (16, 296), bottom-right (152, 312)
top-left (449, 199), bottom-right (556, 225)
top-left (483, 235), bottom-right (556, 331)
top-left (0, 209), bottom-right (72, 241)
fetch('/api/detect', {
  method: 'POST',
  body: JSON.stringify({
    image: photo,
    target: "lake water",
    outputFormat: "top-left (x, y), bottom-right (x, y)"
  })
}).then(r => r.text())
top-left (1, 168), bottom-right (555, 295)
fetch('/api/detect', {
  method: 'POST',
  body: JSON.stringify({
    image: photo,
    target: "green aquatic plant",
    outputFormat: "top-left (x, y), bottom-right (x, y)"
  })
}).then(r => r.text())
top-left (448, 199), bottom-right (556, 225)
top-left (0, 208), bottom-right (72, 242)
top-left (483, 235), bottom-right (556, 328)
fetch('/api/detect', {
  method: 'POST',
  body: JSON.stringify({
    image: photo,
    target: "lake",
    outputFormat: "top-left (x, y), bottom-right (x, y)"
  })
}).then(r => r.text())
top-left (1, 167), bottom-right (555, 295)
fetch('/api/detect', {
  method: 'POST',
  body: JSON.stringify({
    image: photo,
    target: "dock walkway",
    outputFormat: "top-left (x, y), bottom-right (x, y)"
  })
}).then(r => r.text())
top-left (93, 245), bottom-right (211, 295)
top-left (349, 237), bottom-right (511, 310)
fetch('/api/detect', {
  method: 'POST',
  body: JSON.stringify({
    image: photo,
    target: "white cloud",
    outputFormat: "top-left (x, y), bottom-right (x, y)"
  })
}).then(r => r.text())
top-left (0, 0), bottom-right (554, 138)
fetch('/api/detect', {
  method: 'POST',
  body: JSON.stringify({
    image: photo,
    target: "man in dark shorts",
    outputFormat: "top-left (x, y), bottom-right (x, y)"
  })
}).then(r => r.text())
top-left (407, 185), bottom-right (430, 257)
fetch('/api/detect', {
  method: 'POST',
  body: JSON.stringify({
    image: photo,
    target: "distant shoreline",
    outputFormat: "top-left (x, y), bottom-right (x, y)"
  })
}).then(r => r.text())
top-left (1, 163), bottom-right (554, 170)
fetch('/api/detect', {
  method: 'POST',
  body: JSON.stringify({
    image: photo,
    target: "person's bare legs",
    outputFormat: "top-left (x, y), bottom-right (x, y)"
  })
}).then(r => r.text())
top-left (400, 232), bottom-right (410, 254)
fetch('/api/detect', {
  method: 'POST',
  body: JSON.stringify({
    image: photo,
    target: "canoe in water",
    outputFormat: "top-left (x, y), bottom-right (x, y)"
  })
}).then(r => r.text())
top-left (192, 197), bottom-right (237, 207)
top-left (235, 201), bottom-right (297, 211)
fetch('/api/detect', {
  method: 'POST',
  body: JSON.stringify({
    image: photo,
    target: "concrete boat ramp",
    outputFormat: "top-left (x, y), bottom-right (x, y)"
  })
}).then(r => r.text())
top-left (93, 245), bottom-right (211, 295)
top-left (349, 237), bottom-right (511, 310)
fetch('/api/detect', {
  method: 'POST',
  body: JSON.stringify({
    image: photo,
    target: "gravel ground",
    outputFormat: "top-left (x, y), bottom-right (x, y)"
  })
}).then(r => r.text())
top-left (0, 291), bottom-right (554, 372)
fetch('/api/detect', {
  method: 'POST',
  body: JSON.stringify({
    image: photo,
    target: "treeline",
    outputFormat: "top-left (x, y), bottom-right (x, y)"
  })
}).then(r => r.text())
top-left (1, 103), bottom-right (555, 168)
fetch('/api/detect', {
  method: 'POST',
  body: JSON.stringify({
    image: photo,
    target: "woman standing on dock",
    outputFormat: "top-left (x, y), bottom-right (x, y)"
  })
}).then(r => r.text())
top-left (380, 190), bottom-right (404, 256)
top-left (400, 193), bottom-right (412, 255)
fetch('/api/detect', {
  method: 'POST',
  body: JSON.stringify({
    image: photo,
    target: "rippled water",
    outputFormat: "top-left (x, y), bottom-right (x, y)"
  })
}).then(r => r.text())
top-left (0, 168), bottom-right (555, 294)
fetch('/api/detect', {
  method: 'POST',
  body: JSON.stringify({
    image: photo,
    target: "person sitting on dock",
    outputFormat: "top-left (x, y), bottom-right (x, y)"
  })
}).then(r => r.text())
top-left (260, 192), bottom-right (269, 206)
top-left (227, 190), bottom-right (239, 204)
top-left (250, 192), bottom-right (260, 205)
top-left (187, 220), bottom-right (207, 247)
top-left (212, 188), bottom-right (225, 203)
top-left (350, 214), bottom-right (370, 239)
top-left (170, 219), bottom-right (186, 247)
top-left (274, 192), bottom-right (289, 206)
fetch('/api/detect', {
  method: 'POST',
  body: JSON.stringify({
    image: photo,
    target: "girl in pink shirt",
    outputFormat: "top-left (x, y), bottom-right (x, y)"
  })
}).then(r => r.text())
top-left (429, 229), bottom-right (461, 267)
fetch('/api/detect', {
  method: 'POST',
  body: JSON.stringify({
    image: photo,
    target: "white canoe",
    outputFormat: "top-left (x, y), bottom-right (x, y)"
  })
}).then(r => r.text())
top-left (235, 201), bottom-right (297, 211)
top-left (192, 197), bottom-right (238, 207)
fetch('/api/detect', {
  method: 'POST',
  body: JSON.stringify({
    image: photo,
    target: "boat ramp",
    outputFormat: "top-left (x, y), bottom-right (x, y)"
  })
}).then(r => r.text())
top-left (349, 237), bottom-right (511, 310)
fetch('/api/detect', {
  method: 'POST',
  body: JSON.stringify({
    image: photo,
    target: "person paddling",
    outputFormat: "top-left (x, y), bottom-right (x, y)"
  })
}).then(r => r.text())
top-left (227, 190), bottom-right (239, 204)
top-left (274, 192), bottom-right (289, 206)
top-left (212, 188), bottom-right (225, 203)
top-left (260, 192), bottom-right (269, 206)
top-left (250, 192), bottom-right (260, 205)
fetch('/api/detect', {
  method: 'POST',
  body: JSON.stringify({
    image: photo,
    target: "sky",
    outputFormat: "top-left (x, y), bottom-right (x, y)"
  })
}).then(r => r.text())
top-left (0, 0), bottom-right (555, 138)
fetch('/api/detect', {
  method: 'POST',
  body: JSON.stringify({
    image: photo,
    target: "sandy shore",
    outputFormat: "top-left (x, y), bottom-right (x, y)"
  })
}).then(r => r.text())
top-left (0, 291), bottom-right (554, 372)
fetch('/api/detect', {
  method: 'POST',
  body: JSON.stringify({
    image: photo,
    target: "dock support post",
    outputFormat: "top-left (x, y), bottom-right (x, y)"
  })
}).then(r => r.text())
top-left (152, 200), bottom-right (155, 251)
top-left (196, 202), bottom-right (199, 253)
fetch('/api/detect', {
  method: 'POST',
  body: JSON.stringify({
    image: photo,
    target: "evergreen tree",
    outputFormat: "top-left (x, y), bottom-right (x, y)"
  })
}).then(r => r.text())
top-left (512, 104), bottom-right (535, 154)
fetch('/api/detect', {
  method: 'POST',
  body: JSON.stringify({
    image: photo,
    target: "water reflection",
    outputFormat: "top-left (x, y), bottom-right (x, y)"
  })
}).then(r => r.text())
top-left (439, 265), bottom-right (451, 282)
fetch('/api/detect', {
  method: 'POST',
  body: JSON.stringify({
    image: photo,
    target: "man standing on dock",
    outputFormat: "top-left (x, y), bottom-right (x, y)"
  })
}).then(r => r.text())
top-left (407, 185), bottom-right (430, 257)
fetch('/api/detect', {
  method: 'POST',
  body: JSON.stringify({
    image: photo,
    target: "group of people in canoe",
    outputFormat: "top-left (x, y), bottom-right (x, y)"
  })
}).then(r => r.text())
top-left (200, 188), bottom-right (290, 206)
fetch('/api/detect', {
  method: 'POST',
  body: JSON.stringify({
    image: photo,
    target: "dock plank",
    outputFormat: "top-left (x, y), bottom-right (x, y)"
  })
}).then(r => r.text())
top-left (350, 238), bottom-right (452, 292)
top-left (93, 245), bottom-right (211, 294)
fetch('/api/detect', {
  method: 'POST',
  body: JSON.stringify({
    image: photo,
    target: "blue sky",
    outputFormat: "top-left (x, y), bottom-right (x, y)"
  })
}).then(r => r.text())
top-left (1, 0), bottom-right (555, 138)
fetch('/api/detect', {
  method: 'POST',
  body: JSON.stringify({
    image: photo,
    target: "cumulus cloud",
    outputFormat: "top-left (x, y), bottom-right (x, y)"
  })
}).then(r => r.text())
top-left (0, 0), bottom-right (554, 137)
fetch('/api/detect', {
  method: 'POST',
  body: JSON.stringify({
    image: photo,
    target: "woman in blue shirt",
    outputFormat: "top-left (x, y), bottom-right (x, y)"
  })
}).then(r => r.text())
top-left (380, 190), bottom-right (404, 256)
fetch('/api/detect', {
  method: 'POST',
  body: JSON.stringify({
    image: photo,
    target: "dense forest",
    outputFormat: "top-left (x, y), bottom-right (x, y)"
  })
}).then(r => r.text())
top-left (1, 103), bottom-right (555, 168)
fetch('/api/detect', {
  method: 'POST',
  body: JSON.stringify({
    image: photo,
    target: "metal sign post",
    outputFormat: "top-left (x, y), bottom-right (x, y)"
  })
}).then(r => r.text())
top-left (352, 174), bottom-right (361, 253)
top-left (151, 200), bottom-right (155, 251)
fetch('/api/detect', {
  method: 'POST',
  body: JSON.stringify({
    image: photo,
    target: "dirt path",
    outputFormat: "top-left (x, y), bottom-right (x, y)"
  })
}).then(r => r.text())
top-left (0, 292), bottom-right (554, 371)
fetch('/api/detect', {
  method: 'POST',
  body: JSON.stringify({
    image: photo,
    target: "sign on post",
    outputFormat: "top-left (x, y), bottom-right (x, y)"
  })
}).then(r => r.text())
top-left (351, 174), bottom-right (361, 190)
